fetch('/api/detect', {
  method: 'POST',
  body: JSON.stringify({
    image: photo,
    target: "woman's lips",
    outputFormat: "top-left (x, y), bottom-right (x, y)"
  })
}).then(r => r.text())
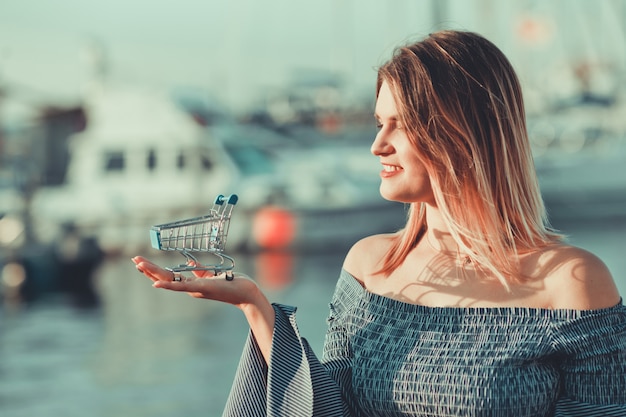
top-left (380, 164), bottom-right (402, 178)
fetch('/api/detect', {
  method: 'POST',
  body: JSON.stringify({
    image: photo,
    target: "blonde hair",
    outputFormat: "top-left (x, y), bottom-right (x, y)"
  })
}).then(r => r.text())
top-left (376, 30), bottom-right (563, 287)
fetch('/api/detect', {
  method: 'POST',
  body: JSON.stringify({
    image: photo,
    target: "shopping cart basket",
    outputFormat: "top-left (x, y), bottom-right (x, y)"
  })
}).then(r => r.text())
top-left (150, 194), bottom-right (239, 280)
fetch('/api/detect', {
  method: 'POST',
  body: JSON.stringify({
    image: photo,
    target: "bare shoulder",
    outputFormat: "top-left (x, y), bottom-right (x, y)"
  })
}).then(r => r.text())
top-left (539, 244), bottom-right (621, 310)
top-left (342, 233), bottom-right (397, 283)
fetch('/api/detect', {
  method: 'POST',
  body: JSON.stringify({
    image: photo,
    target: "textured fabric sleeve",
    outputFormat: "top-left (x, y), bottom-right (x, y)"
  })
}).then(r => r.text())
top-left (222, 303), bottom-right (348, 417)
top-left (222, 327), bottom-right (268, 417)
top-left (551, 303), bottom-right (626, 416)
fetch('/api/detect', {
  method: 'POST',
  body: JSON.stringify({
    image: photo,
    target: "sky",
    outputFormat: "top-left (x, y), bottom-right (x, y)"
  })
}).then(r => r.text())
top-left (0, 0), bottom-right (624, 117)
top-left (0, 0), bottom-right (437, 110)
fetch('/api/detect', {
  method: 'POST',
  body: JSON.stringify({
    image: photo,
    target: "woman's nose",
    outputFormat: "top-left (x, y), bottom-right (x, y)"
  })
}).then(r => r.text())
top-left (371, 130), bottom-right (392, 156)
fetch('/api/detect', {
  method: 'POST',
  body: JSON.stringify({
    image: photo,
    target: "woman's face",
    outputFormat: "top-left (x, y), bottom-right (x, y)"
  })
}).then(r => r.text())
top-left (371, 80), bottom-right (435, 205)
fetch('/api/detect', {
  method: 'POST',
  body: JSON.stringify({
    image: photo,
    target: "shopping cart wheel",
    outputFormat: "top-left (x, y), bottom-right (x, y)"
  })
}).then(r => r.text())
top-left (225, 271), bottom-right (234, 281)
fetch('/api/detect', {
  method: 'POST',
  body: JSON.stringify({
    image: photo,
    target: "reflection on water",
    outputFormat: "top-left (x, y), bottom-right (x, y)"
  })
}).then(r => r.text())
top-left (1, 221), bottom-right (625, 417)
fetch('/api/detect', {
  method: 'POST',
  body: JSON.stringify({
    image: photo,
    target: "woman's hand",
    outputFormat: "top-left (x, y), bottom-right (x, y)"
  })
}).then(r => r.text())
top-left (131, 256), bottom-right (260, 309)
top-left (131, 255), bottom-right (276, 362)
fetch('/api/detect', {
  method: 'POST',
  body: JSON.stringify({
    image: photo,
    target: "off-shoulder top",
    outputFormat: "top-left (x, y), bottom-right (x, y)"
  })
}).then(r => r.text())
top-left (223, 269), bottom-right (626, 417)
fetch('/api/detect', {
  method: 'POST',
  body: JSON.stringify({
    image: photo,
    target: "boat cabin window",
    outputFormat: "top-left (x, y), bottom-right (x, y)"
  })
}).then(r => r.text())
top-left (104, 151), bottom-right (125, 172)
top-left (147, 149), bottom-right (157, 171)
top-left (200, 155), bottom-right (213, 171)
top-left (175, 150), bottom-right (214, 172)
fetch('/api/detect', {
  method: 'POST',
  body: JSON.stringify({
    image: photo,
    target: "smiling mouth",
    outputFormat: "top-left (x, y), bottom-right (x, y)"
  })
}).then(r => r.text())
top-left (380, 164), bottom-right (402, 178)
top-left (382, 164), bottom-right (402, 172)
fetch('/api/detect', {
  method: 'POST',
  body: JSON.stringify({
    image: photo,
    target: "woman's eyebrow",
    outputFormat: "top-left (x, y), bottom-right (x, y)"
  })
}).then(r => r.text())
top-left (374, 113), bottom-right (399, 121)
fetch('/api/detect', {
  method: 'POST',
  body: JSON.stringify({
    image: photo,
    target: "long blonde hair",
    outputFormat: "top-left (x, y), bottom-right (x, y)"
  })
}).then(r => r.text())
top-left (376, 30), bottom-right (563, 287)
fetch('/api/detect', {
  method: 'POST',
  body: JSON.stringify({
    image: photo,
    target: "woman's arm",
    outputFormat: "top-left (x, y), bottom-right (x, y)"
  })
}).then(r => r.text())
top-left (237, 289), bottom-right (275, 362)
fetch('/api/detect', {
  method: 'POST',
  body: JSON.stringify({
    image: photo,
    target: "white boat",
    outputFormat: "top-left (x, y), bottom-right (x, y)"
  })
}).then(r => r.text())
top-left (30, 87), bottom-right (238, 254)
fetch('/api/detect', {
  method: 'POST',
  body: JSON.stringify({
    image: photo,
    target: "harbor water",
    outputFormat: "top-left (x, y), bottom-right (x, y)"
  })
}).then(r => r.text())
top-left (1, 219), bottom-right (626, 417)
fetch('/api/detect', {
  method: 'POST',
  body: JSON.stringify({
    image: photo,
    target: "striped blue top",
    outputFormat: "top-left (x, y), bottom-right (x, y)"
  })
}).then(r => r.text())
top-left (223, 269), bottom-right (626, 417)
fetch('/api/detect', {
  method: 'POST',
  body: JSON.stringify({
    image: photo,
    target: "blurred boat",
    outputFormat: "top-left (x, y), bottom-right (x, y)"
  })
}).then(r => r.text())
top-left (210, 123), bottom-right (406, 253)
top-left (29, 87), bottom-right (237, 254)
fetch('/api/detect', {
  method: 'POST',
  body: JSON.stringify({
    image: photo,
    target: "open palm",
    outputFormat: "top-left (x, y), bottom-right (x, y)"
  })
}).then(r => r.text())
top-left (131, 256), bottom-right (261, 308)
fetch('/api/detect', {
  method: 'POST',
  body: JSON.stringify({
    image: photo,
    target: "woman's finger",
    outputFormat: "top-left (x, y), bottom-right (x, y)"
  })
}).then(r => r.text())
top-left (188, 292), bottom-right (205, 299)
top-left (134, 259), bottom-right (176, 282)
top-left (185, 260), bottom-right (215, 279)
top-left (191, 269), bottom-right (215, 278)
top-left (152, 276), bottom-right (201, 292)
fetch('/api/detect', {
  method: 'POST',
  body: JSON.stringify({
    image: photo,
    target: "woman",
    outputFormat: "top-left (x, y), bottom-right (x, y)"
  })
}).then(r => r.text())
top-left (132, 30), bottom-right (626, 416)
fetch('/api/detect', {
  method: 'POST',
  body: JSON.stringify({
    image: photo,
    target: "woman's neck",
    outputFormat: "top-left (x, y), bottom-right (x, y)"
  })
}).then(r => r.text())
top-left (423, 205), bottom-right (470, 262)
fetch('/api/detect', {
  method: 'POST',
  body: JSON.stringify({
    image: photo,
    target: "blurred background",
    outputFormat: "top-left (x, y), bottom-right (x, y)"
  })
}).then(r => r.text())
top-left (1, 0), bottom-right (625, 416)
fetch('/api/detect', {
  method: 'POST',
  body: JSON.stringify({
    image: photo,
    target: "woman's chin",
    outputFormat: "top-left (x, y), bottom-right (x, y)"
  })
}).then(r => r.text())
top-left (379, 188), bottom-right (403, 203)
top-left (379, 188), bottom-right (434, 205)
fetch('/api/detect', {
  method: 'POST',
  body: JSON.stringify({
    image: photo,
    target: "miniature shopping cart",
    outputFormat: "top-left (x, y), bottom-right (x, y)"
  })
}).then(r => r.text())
top-left (150, 194), bottom-right (239, 280)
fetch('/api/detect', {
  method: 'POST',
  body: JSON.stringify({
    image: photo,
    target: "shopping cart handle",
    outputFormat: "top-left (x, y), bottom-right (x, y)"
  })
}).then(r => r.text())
top-left (215, 194), bottom-right (238, 205)
top-left (149, 228), bottom-right (162, 250)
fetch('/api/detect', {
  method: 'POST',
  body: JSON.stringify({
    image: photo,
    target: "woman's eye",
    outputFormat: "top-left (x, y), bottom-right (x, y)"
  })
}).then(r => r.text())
top-left (375, 119), bottom-right (402, 131)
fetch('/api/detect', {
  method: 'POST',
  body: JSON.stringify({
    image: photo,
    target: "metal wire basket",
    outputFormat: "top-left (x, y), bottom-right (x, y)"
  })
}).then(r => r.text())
top-left (150, 194), bottom-right (238, 279)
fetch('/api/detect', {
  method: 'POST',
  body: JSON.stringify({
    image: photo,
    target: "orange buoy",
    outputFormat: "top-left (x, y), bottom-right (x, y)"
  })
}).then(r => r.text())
top-left (252, 206), bottom-right (297, 250)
